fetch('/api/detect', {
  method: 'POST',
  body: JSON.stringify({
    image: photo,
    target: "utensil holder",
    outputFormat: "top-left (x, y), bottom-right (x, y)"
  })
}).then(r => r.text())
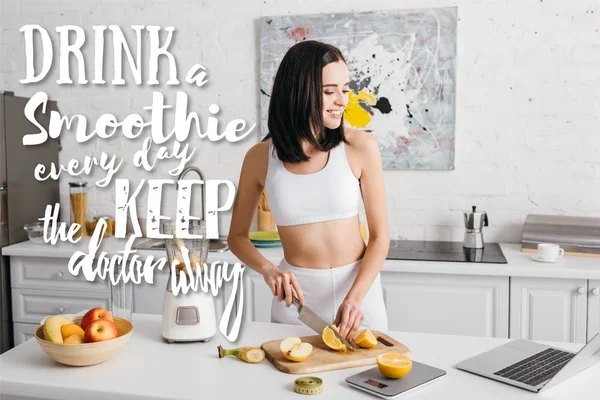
top-left (258, 209), bottom-right (277, 231)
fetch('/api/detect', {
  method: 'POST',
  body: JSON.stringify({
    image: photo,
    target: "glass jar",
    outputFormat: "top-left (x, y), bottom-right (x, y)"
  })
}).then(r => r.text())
top-left (110, 268), bottom-right (133, 322)
top-left (94, 214), bottom-right (114, 237)
top-left (69, 182), bottom-right (88, 238)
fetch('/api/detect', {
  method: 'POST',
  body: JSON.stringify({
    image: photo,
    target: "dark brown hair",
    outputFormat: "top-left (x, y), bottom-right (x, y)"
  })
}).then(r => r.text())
top-left (263, 40), bottom-right (349, 163)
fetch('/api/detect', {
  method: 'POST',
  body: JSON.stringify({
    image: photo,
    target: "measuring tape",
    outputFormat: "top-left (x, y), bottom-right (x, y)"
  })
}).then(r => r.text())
top-left (294, 376), bottom-right (323, 395)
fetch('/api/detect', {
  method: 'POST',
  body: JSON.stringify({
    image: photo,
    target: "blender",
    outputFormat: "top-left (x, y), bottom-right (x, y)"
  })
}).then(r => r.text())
top-left (161, 220), bottom-right (217, 343)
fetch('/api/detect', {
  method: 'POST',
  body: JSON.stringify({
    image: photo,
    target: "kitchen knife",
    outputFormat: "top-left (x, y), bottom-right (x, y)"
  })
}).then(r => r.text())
top-left (287, 295), bottom-right (356, 351)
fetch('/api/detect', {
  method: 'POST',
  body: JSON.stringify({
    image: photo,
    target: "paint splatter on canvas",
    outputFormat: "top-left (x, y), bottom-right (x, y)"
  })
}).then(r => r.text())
top-left (260, 7), bottom-right (457, 170)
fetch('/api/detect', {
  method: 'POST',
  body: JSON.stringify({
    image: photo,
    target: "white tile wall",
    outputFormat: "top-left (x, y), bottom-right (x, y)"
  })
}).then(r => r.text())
top-left (1, 0), bottom-right (598, 243)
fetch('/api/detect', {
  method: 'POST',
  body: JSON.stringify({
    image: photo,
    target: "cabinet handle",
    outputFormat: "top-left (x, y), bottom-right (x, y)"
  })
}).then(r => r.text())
top-left (56, 271), bottom-right (63, 278)
top-left (592, 288), bottom-right (599, 296)
top-left (58, 306), bottom-right (65, 313)
top-left (577, 287), bottom-right (586, 295)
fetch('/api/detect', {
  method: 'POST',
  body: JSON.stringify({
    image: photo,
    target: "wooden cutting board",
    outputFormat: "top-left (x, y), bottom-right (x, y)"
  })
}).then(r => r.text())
top-left (261, 331), bottom-right (410, 374)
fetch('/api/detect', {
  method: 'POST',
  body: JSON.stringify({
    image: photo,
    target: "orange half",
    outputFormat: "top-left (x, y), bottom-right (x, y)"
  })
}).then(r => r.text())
top-left (377, 353), bottom-right (412, 379)
top-left (321, 325), bottom-right (346, 352)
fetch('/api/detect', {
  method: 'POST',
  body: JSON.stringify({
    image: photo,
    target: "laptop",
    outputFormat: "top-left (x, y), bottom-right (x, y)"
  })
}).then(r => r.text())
top-left (455, 332), bottom-right (600, 392)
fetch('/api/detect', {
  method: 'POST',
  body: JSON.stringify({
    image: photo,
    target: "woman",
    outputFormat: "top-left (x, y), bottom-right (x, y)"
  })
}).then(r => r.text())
top-left (227, 40), bottom-right (389, 341)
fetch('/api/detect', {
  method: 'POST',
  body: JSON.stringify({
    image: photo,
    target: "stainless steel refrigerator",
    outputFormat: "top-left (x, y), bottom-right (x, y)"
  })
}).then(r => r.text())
top-left (0, 91), bottom-right (60, 353)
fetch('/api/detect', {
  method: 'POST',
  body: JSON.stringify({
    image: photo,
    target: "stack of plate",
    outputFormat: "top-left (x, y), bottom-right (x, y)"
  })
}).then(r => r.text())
top-left (249, 231), bottom-right (281, 248)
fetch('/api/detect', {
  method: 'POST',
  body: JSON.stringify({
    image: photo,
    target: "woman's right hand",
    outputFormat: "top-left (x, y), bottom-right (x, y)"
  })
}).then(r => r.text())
top-left (263, 265), bottom-right (305, 307)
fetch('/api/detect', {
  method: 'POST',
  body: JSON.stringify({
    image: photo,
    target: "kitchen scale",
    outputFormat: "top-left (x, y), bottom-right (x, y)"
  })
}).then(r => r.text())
top-left (346, 361), bottom-right (446, 398)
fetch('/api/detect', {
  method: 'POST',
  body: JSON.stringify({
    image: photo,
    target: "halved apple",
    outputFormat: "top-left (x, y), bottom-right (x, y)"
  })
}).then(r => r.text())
top-left (280, 337), bottom-right (313, 362)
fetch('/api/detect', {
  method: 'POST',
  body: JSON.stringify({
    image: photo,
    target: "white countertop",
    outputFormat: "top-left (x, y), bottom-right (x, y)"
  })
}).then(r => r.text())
top-left (3, 237), bottom-right (600, 279)
top-left (0, 313), bottom-right (597, 400)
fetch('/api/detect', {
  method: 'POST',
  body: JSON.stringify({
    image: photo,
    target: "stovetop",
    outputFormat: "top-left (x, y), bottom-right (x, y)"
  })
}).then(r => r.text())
top-left (386, 240), bottom-right (508, 264)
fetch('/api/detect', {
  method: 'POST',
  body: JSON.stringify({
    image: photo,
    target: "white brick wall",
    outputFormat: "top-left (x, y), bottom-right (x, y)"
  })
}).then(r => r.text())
top-left (1, 0), bottom-right (599, 243)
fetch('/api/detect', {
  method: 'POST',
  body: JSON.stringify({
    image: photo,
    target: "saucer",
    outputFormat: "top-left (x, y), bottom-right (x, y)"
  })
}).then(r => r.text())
top-left (532, 255), bottom-right (565, 263)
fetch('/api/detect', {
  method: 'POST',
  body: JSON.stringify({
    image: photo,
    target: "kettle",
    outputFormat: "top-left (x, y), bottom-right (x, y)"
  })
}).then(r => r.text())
top-left (463, 206), bottom-right (488, 249)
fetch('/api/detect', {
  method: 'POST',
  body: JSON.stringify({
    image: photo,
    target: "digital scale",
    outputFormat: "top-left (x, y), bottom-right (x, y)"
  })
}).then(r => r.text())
top-left (346, 361), bottom-right (446, 398)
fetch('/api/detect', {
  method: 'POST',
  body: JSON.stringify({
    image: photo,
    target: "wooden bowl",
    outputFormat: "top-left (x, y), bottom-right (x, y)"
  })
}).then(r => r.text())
top-left (34, 316), bottom-right (133, 366)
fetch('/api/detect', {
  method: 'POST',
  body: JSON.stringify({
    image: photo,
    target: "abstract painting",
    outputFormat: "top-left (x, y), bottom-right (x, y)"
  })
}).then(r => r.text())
top-left (260, 7), bottom-right (457, 170)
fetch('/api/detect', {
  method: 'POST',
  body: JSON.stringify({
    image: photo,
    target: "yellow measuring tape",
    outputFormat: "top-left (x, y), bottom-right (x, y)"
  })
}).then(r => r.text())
top-left (294, 376), bottom-right (323, 395)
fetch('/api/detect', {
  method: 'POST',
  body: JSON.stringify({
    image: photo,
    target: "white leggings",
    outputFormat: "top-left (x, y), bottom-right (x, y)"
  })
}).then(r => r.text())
top-left (270, 258), bottom-right (389, 332)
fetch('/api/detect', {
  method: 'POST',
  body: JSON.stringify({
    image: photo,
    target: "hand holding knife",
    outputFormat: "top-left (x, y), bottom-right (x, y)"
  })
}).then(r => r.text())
top-left (285, 294), bottom-right (356, 351)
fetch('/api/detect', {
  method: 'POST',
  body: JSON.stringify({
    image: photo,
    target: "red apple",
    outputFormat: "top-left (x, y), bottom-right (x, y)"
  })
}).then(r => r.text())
top-left (84, 319), bottom-right (119, 343)
top-left (81, 307), bottom-right (113, 332)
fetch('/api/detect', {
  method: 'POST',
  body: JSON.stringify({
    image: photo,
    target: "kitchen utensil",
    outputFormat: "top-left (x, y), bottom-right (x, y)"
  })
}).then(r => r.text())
top-left (521, 214), bottom-right (600, 258)
top-left (34, 316), bottom-right (133, 367)
top-left (285, 294), bottom-right (355, 351)
top-left (23, 222), bottom-right (45, 244)
top-left (532, 255), bottom-right (565, 263)
top-left (346, 361), bottom-right (446, 398)
top-left (261, 330), bottom-right (410, 374)
top-left (251, 240), bottom-right (282, 248)
top-left (161, 220), bottom-right (216, 343)
top-left (463, 206), bottom-right (488, 249)
top-left (249, 230), bottom-right (280, 242)
top-left (536, 243), bottom-right (564, 261)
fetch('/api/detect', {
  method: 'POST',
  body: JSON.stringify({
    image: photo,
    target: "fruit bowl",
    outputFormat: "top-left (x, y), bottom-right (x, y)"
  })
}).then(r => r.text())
top-left (34, 316), bottom-right (133, 366)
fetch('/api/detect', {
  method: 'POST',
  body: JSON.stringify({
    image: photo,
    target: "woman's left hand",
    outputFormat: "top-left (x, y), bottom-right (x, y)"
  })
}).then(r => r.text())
top-left (333, 299), bottom-right (364, 341)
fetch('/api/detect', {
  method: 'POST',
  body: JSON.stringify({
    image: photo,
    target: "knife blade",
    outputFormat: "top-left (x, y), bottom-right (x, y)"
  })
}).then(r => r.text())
top-left (287, 295), bottom-right (356, 351)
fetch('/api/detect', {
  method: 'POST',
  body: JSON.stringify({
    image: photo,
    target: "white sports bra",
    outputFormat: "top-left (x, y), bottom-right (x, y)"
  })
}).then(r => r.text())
top-left (265, 140), bottom-right (360, 226)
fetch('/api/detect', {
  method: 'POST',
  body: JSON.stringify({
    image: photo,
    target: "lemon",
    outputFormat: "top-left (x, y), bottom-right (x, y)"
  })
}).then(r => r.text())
top-left (377, 353), bottom-right (412, 379)
top-left (321, 325), bottom-right (347, 352)
top-left (355, 328), bottom-right (377, 349)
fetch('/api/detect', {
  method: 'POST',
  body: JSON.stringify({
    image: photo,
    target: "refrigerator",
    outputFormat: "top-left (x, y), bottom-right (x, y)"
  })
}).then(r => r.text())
top-left (0, 91), bottom-right (60, 354)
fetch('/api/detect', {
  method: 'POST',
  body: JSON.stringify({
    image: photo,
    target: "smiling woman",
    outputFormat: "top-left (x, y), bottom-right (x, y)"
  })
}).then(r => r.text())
top-left (228, 40), bottom-right (390, 342)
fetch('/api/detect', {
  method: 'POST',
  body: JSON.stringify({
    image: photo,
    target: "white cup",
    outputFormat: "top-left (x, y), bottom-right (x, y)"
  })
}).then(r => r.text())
top-left (537, 243), bottom-right (565, 261)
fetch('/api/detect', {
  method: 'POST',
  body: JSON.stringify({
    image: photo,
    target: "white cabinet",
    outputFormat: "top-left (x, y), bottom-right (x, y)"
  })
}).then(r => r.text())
top-left (510, 277), bottom-right (588, 344)
top-left (12, 288), bottom-right (110, 324)
top-left (239, 271), bottom-right (272, 323)
top-left (588, 279), bottom-right (600, 342)
top-left (10, 256), bottom-right (111, 346)
top-left (381, 272), bottom-right (509, 338)
top-left (133, 271), bottom-right (170, 315)
top-left (13, 322), bottom-right (38, 346)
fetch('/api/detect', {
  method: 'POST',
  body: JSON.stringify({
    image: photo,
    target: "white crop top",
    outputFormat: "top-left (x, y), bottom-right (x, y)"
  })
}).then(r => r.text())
top-left (265, 141), bottom-right (360, 226)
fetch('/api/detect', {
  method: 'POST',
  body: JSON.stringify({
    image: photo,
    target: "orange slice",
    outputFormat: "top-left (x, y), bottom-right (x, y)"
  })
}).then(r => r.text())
top-left (377, 353), bottom-right (412, 379)
top-left (60, 323), bottom-right (85, 341)
top-left (355, 328), bottom-right (377, 349)
top-left (321, 325), bottom-right (346, 352)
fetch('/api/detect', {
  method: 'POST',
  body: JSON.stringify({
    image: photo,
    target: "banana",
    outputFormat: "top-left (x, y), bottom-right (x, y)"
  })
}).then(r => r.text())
top-left (217, 345), bottom-right (265, 364)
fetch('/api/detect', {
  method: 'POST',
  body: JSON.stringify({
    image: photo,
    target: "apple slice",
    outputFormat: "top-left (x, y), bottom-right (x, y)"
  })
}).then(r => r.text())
top-left (280, 337), bottom-right (313, 362)
top-left (64, 334), bottom-right (84, 344)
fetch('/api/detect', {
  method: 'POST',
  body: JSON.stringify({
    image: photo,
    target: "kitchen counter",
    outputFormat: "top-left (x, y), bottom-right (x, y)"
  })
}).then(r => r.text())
top-left (0, 313), bottom-right (597, 400)
top-left (3, 237), bottom-right (600, 279)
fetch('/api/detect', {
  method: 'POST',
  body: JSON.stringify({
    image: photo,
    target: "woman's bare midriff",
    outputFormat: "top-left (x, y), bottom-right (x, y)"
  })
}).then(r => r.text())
top-left (276, 216), bottom-right (366, 269)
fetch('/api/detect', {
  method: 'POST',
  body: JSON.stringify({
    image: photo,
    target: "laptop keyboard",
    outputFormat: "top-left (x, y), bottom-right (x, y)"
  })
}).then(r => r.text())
top-left (493, 348), bottom-right (575, 387)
